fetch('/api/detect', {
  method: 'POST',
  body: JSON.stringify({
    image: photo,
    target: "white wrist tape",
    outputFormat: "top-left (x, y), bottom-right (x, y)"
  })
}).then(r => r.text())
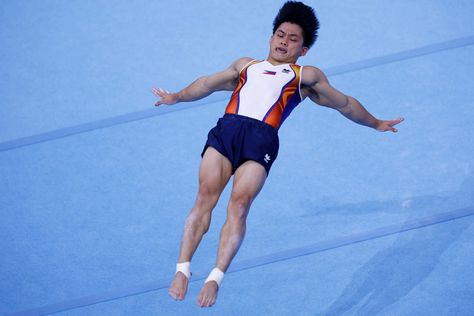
top-left (176, 262), bottom-right (191, 279)
top-left (205, 267), bottom-right (224, 287)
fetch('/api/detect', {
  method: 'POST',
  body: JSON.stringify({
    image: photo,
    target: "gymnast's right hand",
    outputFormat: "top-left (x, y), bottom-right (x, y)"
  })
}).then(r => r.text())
top-left (152, 87), bottom-right (180, 106)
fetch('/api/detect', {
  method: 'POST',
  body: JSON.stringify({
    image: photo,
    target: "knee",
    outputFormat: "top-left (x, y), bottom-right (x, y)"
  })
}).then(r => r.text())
top-left (228, 196), bottom-right (252, 223)
top-left (189, 187), bottom-right (221, 234)
top-left (194, 186), bottom-right (220, 210)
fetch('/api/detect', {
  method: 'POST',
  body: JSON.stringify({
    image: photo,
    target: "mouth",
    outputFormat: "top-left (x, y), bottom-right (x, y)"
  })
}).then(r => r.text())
top-left (276, 47), bottom-right (288, 54)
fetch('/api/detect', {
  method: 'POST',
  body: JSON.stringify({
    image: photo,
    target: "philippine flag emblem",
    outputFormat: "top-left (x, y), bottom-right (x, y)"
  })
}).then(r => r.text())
top-left (263, 70), bottom-right (277, 75)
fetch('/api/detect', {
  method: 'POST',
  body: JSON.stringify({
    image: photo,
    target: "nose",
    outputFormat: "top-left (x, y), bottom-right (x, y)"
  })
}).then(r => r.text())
top-left (280, 39), bottom-right (288, 46)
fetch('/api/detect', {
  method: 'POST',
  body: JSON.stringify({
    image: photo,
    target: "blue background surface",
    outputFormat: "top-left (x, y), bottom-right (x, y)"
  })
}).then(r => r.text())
top-left (1, 1), bottom-right (473, 315)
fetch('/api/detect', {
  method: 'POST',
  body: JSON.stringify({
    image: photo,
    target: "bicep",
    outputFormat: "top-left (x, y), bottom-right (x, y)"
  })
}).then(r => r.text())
top-left (203, 68), bottom-right (238, 91)
top-left (312, 81), bottom-right (348, 110)
top-left (302, 67), bottom-right (348, 109)
top-left (204, 57), bottom-right (251, 92)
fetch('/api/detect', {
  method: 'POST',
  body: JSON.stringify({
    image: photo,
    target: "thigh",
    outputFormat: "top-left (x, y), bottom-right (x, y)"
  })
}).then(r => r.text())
top-left (199, 147), bottom-right (233, 195)
top-left (230, 160), bottom-right (268, 205)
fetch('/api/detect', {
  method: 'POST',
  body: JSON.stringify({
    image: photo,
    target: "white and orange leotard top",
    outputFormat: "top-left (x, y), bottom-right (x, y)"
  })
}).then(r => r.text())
top-left (225, 60), bottom-right (303, 129)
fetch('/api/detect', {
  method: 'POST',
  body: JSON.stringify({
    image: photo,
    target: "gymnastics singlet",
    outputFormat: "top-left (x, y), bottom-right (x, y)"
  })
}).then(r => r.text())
top-left (225, 60), bottom-right (303, 129)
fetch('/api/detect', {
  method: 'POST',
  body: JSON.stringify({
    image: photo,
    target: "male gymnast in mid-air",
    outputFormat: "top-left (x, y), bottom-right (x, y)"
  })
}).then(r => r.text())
top-left (153, 1), bottom-right (403, 308)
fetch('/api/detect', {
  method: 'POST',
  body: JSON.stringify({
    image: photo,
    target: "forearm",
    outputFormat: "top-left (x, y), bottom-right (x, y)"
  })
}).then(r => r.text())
top-left (338, 96), bottom-right (379, 129)
top-left (175, 76), bottom-right (215, 103)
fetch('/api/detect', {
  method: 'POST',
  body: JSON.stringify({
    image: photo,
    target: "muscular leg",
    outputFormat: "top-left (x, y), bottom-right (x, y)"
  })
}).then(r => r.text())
top-left (197, 160), bottom-right (267, 307)
top-left (169, 147), bottom-right (232, 301)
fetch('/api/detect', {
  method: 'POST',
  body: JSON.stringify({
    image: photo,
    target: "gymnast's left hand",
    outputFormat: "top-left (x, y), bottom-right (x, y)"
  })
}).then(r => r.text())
top-left (375, 117), bottom-right (404, 133)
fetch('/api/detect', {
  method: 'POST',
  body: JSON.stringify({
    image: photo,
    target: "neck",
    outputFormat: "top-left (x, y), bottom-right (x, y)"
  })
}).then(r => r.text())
top-left (267, 56), bottom-right (298, 66)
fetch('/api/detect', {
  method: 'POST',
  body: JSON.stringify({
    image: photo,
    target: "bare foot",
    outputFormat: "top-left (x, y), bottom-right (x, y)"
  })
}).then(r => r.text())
top-left (197, 281), bottom-right (219, 307)
top-left (168, 272), bottom-right (189, 300)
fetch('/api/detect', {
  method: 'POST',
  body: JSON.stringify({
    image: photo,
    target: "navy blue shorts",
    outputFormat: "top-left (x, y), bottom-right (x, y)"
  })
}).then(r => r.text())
top-left (202, 114), bottom-right (279, 175)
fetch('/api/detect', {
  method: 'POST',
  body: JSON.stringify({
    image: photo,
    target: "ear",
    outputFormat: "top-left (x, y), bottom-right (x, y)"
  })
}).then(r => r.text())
top-left (300, 46), bottom-right (309, 57)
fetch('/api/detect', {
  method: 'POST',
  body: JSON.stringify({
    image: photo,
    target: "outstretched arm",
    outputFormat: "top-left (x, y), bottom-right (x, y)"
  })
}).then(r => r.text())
top-left (153, 57), bottom-right (253, 107)
top-left (301, 66), bottom-right (404, 132)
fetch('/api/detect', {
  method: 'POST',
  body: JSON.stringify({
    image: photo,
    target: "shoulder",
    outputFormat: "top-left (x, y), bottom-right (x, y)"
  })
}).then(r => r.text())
top-left (232, 57), bottom-right (255, 71)
top-left (300, 65), bottom-right (327, 86)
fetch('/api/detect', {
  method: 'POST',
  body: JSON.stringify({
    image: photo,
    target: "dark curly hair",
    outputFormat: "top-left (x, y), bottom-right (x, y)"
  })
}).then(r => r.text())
top-left (272, 1), bottom-right (320, 48)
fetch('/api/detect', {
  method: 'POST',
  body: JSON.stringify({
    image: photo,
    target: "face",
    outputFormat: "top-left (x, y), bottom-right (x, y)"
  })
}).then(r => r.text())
top-left (268, 22), bottom-right (308, 65)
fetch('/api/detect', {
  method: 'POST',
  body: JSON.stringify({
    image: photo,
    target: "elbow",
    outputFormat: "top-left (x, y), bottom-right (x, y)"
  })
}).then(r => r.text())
top-left (201, 76), bottom-right (212, 90)
top-left (337, 95), bottom-right (351, 115)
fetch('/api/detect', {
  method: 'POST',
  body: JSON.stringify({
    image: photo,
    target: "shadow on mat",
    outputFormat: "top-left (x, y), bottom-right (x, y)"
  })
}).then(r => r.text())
top-left (319, 177), bottom-right (474, 315)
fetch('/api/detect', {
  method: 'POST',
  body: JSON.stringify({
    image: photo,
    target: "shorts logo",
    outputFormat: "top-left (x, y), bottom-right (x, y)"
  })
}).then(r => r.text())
top-left (264, 154), bottom-right (271, 164)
